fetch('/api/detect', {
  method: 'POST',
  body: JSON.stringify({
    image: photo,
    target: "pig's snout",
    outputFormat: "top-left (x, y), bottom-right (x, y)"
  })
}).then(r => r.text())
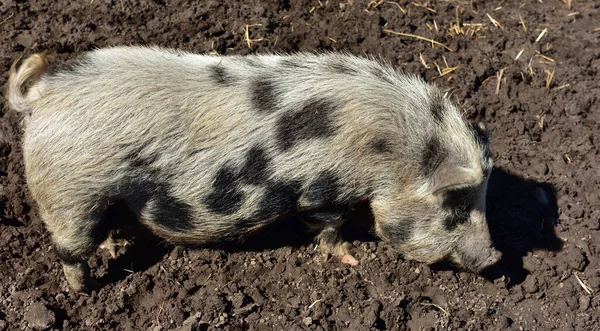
top-left (453, 246), bottom-right (502, 273)
top-left (475, 248), bottom-right (502, 272)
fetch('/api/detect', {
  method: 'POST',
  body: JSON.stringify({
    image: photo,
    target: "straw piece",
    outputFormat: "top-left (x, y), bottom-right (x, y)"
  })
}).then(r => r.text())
top-left (574, 272), bottom-right (592, 295)
top-left (390, 2), bottom-right (407, 14)
top-left (486, 13), bottom-right (502, 28)
top-left (535, 53), bottom-right (555, 63)
top-left (439, 66), bottom-right (461, 78)
top-left (536, 28), bottom-right (547, 42)
top-left (496, 68), bottom-right (504, 95)
top-left (383, 30), bottom-right (453, 52)
top-left (544, 69), bottom-right (554, 89)
top-left (419, 53), bottom-right (430, 69)
top-left (519, 14), bottom-right (527, 32)
top-left (0, 12), bottom-right (13, 25)
top-left (515, 49), bottom-right (524, 60)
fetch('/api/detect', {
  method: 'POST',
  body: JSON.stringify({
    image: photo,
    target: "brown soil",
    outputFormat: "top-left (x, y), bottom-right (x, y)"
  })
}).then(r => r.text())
top-left (1, 1), bottom-right (599, 330)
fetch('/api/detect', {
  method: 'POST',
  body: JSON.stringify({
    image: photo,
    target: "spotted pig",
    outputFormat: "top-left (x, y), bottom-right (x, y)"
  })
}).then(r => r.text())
top-left (6, 47), bottom-right (501, 291)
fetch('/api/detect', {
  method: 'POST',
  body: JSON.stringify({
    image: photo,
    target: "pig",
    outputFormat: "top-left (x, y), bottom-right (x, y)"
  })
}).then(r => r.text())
top-left (6, 47), bottom-right (501, 292)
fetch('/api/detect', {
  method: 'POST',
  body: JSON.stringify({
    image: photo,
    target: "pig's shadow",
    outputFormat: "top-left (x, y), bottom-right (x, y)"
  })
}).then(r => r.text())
top-left (96, 203), bottom-right (376, 288)
top-left (98, 167), bottom-right (561, 289)
top-left (478, 167), bottom-right (562, 286)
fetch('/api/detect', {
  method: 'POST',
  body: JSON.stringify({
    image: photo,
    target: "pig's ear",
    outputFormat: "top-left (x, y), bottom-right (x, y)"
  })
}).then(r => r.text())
top-left (429, 162), bottom-right (479, 194)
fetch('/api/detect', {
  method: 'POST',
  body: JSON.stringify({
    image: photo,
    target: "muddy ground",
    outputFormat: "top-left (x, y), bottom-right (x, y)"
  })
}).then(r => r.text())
top-left (0, 0), bottom-right (599, 330)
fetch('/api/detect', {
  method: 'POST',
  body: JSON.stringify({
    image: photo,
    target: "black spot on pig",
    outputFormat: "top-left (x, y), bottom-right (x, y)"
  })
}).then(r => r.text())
top-left (210, 64), bottom-right (234, 86)
top-left (442, 186), bottom-right (479, 230)
top-left (252, 78), bottom-right (278, 113)
top-left (239, 146), bottom-right (271, 185)
top-left (443, 214), bottom-right (468, 231)
top-left (329, 61), bottom-right (358, 75)
top-left (421, 136), bottom-right (446, 175)
top-left (256, 180), bottom-right (301, 219)
top-left (204, 166), bottom-right (245, 215)
top-left (430, 93), bottom-right (445, 123)
top-left (276, 98), bottom-right (338, 150)
top-left (442, 187), bottom-right (478, 212)
top-left (147, 184), bottom-right (196, 232)
top-left (124, 144), bottom-right (159, 167)
top-left (380, 218), bottom-right (414, 243)
top-left (305, 171), bottom-right (340, 205)
top-left (370, 138), bottom-right (393, 154)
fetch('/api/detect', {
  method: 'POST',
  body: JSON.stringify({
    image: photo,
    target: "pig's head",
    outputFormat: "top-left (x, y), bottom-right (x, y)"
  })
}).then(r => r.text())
top-left (372, 118), bottom-right (501, 273)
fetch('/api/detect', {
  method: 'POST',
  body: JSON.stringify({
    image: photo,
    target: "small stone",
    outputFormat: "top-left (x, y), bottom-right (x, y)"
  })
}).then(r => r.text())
top-left (579, 296), bottom-right (591, 310)
top-left (25, 302), bottom-right (55, 330)
top-left (303, 317), bottom-right (313, 326)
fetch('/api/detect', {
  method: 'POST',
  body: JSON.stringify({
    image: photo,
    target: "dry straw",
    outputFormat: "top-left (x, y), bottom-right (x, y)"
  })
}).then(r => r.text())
top-left (383, 30), bottom-right (453, 52)
top-left (496, 69), bottom-right (505, 95)
top-left (574, 272), bottom-right (593, 295)
top-left (0, 12), bottom-right (13, 25)
top-left (486, 13), bottom-right (502, 28)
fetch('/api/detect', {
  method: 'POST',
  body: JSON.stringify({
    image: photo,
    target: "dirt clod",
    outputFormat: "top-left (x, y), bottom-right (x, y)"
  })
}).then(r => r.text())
top-left (24, 303), bottom-right (55, 330)
top-left (567, 249), bottom-right (588, 271)
top-left (522, 275), bottom-right (539, 294)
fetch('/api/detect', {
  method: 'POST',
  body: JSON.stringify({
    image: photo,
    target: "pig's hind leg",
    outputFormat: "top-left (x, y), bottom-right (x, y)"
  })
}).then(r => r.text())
top-left (50, 211), bottom-right (112, 292)
top-left (301, 211), bottom-right (359, 266)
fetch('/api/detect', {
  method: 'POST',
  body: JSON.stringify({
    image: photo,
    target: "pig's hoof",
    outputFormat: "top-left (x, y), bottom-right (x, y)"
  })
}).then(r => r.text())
top-left (320, 241), bottom-right (358, 266)
top-left (340, 253), bottom-right (359, 266)
top-left (63, 262), bottom-right (93, 293)
top-left (100, 236), bottom-right (130, 259)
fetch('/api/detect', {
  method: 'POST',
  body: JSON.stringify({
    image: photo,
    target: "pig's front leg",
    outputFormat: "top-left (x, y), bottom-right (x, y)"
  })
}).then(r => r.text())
top-left (301, 210), bottom-right (359, 266)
